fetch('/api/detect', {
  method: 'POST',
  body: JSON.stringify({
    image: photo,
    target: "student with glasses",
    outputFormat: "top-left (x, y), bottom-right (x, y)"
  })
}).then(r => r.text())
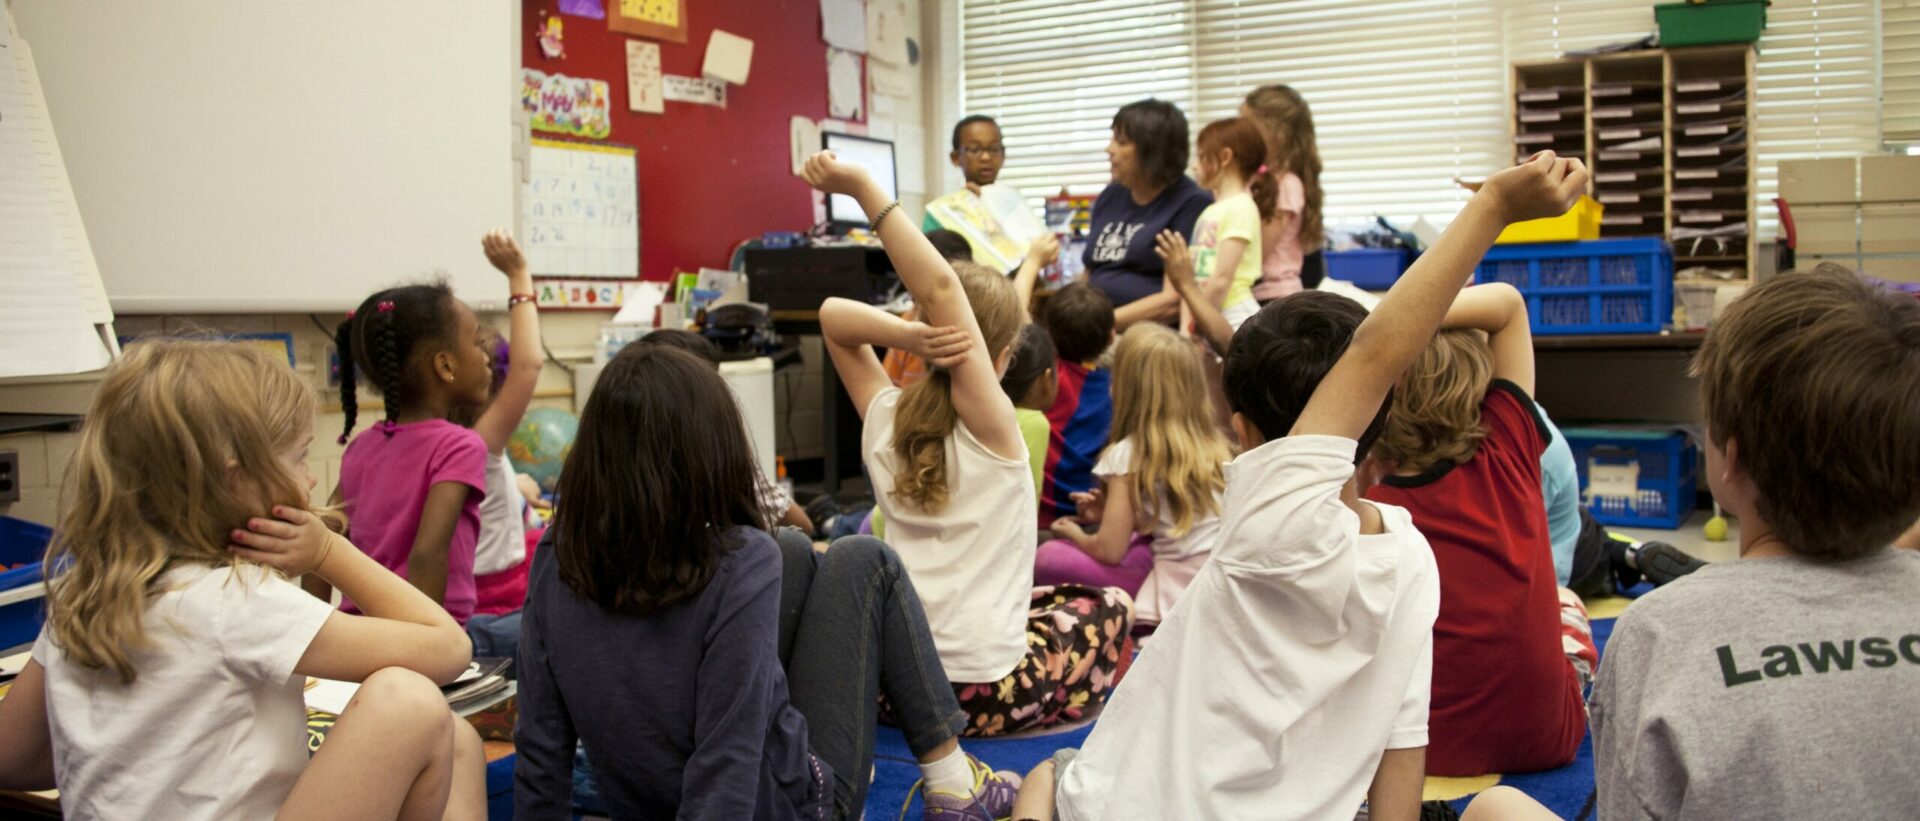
top-left (924, 115), bottom-right (1059, 277)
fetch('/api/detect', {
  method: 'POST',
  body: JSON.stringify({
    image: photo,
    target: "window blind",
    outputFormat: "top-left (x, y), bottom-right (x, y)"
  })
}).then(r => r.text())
top-left (1192, 0), bottom-right (1510, 224)
top-left (959, 0), bottom-right (1196, 204)
top-left (1751, 0), bottom-right (1882, 234)
top-left (1884, 0), bottom-right (1920, 143)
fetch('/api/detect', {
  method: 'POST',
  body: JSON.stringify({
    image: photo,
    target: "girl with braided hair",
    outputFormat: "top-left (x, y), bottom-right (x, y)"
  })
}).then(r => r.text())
top-left (315, 235), bottom-right (530, 626)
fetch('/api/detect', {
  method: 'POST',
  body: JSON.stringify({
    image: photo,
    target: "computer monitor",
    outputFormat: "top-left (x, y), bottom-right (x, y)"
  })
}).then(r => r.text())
top-left (822, 131), bottom-right (898, 227)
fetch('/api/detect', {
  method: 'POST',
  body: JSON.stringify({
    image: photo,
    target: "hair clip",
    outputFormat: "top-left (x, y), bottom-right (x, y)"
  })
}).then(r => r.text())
top-left (382, 420), bottom-right (398, 435)
top-left (1256, 164), bottom-right (1269, 176)
top-left (345, 309), bottom-right (356, 320)
top-left (376, 300), bottom-right (395, 313)
top-left (337, 433), bottom-right (349, 445)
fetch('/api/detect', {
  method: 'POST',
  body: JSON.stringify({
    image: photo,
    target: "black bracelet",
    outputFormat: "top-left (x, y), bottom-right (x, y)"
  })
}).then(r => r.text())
top-left (869, 201), bottom-right (900, 233)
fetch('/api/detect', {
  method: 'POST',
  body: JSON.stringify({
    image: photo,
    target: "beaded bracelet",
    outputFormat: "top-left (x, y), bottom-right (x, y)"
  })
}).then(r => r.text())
top-left (508, 293), bottom-right (537, 308)
top-left (869, 201), bottom-right (900, 233)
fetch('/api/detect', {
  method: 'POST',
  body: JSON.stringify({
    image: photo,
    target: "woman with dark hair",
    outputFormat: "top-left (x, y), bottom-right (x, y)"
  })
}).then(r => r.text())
top-left (513, 343), bottom-right (1021, 820)
top-left (1083, 98), bottom-right (1213, 328)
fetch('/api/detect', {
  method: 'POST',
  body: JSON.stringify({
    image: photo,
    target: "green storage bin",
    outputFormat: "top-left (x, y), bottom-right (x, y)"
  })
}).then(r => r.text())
top-left (1657, 0), bottom-right (1767, 47)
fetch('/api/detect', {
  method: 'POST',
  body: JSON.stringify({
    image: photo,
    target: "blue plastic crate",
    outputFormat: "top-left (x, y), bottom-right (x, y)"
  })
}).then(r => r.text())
top-left (1562, 428), bottom-right (1698, 529)
top-left (0, 517), bottom-right (50, 650)
top-left (1473, 238), bottom-right (1673, 335)
top-left (1326, 248), bottom-right (1411, 290)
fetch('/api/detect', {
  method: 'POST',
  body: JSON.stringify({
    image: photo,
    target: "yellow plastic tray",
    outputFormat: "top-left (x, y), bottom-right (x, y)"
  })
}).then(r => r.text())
top-left (1496, 196), bottom-right (1603, 244)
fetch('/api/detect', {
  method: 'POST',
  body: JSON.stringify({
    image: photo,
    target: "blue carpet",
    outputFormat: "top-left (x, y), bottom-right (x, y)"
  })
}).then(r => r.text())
top-left (867, 585), bottom-right (1649, 820)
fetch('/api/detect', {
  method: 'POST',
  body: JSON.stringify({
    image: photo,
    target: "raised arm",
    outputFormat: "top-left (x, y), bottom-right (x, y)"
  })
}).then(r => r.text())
top-left (473, 230), bottom-right (543, 453)
top-left (1441, 283), bottom-right (1534, 396)
top-left (1292, 152), bottom-right (1586, 440)
top-left (1012, 232), bottom-right (1061, 310)
top-left (804, 152), bottom-right (1022, 458)
top-left (819, 298), bottom-right (972, 419)
top-left (1157, 230), bottom-right (1235, 357)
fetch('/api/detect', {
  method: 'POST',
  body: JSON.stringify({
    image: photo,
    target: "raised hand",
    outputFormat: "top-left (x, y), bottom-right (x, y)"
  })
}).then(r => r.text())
top-left (1028, 232), bottom-right (1062, 267)
top-left (802, 151), bottom-right (875, 197)
top-left (1070, 488), bottom-right (1105, 525)
top-left (481, 229), bottom-right (528, 277)
top-left (1479, 151), bottom-right (1591, 225)
top-left (230, 506), bottom-right (344, 577)
top-left (1155, 230), bottom-right (1196, 292)
top-left (905, 321), bottom-right (973, 370)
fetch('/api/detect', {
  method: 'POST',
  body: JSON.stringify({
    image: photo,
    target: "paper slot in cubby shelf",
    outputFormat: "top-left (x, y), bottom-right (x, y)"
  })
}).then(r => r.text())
top-left (1517, 86), bottom-right (1581, 103)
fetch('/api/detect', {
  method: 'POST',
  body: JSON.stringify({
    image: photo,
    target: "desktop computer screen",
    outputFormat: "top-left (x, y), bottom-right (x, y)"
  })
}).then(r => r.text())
top-left (822, 132), bottom-right (898, 226)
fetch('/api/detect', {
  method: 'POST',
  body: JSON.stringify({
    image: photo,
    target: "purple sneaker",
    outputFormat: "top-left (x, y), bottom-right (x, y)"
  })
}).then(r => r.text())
top-left (913, 754), bottom-right (1021, 821)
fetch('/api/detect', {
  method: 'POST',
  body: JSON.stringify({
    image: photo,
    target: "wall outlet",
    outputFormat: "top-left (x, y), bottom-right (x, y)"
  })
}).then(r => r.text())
top-left (0, 450), bottom-right (19, 503)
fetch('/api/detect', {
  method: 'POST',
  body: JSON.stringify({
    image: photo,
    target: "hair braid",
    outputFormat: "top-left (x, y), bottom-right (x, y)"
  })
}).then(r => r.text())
top-left (335, 318), bottom-right (359, 444)
top-left (373, 309), bottom-right (405, 436)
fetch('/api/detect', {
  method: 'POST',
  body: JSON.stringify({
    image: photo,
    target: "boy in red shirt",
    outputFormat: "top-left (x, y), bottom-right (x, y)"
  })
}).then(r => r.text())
top-left (1364, 283), bottom-right (1594, 776)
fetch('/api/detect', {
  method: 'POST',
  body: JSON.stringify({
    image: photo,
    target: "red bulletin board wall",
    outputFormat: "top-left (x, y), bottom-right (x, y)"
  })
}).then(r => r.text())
top-left (522, 0), bottom-right (830, 280)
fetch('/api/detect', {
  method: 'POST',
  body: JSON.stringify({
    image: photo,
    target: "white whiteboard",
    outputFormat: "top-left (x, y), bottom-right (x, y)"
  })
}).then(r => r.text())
top-left (523, 140), bottom-right (640, 278)
top-left (11, 1), bottom-right (522, 314)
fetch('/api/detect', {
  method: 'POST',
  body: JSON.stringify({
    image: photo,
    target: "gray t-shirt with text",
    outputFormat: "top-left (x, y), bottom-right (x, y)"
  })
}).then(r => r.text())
top-left (1592, 549), bottom-right (1920, 820)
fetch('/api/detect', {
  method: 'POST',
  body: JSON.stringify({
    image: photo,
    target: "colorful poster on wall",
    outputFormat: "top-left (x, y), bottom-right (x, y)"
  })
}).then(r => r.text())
top-left (521, 69), bottom-right (612, 139)
top-left (609, 0), bottom-right (689, 44)
top-left (558, 0), bottom-right (606, 19)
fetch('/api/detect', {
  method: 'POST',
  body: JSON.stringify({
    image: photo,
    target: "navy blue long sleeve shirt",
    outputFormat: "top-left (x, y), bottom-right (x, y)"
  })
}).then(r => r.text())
top-left (513, 527), bottom-right (830, 820)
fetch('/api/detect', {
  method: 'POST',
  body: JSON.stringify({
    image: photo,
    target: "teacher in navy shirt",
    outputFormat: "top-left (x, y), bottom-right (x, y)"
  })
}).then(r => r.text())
top-left (1082, 99), bottom-right (1213, 328)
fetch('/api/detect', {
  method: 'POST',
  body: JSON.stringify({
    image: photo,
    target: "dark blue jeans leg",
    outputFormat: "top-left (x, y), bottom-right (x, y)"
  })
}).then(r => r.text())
top-left (776, 533), bottom-right (967, 817)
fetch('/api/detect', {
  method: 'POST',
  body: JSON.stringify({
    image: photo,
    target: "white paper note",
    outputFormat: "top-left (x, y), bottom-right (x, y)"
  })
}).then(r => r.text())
top-left (865, 0), bottom-right (908, 65)
top-left (820, 0), bottom-right (867, 53)
top-left (790, 116), bottom-right (821, 175)
top-left (827, 48), bottom-right (863, 120)
top-left (702, 29), bottom-right (754, 86)
top-left (662, 74), bottom-right (726, 107)
top-left (869, 59), bottom-right (911, 98)
top-left (625, 40), bottom-right (663, 114)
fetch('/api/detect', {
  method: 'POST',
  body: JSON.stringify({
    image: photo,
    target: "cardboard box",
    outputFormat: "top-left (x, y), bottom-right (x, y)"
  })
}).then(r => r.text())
top-left (1778, 158), bottom-right (1858, 205)
top-left (1861, 155), bottom-right (1920, 203)
top-left (1860, 204), bottom-right (1920, 255)
top-left (1792, 204), bottom-right (1858, 255)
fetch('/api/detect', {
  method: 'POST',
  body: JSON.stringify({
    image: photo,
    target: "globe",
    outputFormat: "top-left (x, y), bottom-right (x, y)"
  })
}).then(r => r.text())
top-left (508, 407), bottom-right (579, 493)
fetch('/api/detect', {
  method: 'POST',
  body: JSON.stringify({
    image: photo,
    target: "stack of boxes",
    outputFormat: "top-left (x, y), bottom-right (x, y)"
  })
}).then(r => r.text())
top-left (1779, 156), bottom-right (1920, 282)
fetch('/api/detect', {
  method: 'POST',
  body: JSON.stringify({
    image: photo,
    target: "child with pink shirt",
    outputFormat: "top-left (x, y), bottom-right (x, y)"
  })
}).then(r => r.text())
top-left (1242, 84), bottom-right (1326, 303)
top-left (313, 257), bottom-right (531, 626)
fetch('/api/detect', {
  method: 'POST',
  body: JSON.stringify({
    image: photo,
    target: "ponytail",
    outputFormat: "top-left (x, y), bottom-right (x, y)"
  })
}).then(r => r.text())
top-left (1249, 163), bottom-right (1279, 223)
top-left (1197, 117), bottom-right (1276, 222)
top-left (338, 282), bottom-right (461, 442)
top-left (335, 316), bottom-right (358, 444)
top-left (888, 372), bottom-right (960, 513)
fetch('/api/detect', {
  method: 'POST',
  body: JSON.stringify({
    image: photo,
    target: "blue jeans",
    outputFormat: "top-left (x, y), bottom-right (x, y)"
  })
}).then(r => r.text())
top-left (465, 611), bottom-right (521, 677)
top-left (774, 528), bottom-right (967, 818)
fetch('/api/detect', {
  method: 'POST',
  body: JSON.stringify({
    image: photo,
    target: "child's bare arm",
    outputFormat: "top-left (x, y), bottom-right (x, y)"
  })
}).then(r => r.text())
top-left (1206, 238), bottom-right (1250, 306)
top-left (0, 662), bottom-right (55, 790)
top-left (804, 152), bottom-right (1023, 458)
top-left (1442, 283), bottom-right (1535, 396)
top-left (1366, 747), bottom-right (1426, 821)
top-left (403, 482), bottom-right (472, 605)
top-left (473, 230), bottom-right (544, 453)
top-left (819, 297), bottom-right (971, 419)
top-left (1157, 230), bottom-right (1235, 357)
top-left (1050, 476), bottom-right (1137, 565)
top-left (1013, 233), bottom-right (1060, 310)
top-left (1293, 153), bottom-right (1586, 440)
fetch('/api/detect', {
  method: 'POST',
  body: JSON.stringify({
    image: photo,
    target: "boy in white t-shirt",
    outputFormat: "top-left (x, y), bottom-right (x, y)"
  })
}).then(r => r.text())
top-left (1011, 152), bottom-right (1591, 821)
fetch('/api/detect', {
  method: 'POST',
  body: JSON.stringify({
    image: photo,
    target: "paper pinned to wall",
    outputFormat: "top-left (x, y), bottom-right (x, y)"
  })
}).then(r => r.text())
top-left (826, 48), bottom-right (863, 121)
top-left (702, 29), bottom-right (754, 85)
top-left (865, 0), bottom-right (908, 66)
top-left (523, 139), bottom-right (639, 279)
top-left (820, 0), bottom-right (867, 53)
top-left (869, 59), bottom-right (911, 98)
top-left (895, 122), bottom-right (925, 194)
top-left (625, 40), bottom-right (663, 114)
top-left (789, 116), bottom-right (821, 175)
top-left (662, 74), bottom-right (726, 107)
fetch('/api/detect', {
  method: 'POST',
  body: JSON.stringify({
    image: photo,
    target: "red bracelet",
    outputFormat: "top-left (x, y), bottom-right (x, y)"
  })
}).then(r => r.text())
top-left (508, 293), bottom-right (537, 307)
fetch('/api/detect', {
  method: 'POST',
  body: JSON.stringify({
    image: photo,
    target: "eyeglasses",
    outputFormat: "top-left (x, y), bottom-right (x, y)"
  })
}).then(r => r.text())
top-left (961, 145), bottom-right (1006, 157)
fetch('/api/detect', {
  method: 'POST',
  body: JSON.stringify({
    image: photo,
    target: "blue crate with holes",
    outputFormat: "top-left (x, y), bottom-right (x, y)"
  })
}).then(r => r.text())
top-left (0, 517), bottom-right (50, 650)
top-left (1562, 428), bottom-right (1698, 529)
top-left (1326, 248), bottom-right (1412, 290)
top-left (1474, 238), bottom-right (1672, 335)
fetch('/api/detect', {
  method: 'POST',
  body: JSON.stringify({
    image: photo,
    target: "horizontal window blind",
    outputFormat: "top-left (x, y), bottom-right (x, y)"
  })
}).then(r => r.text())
top-left (1503, 0), bottom-right (1662, 65)
top-left (959, 0), bottom-right (1196, 204)
top-left (1884, 0), bottom-right (1920, 143)
top-left (1753, 0), bottom-right (1881, 235)
top-left (1192, 0), bottom-right (1510, 225)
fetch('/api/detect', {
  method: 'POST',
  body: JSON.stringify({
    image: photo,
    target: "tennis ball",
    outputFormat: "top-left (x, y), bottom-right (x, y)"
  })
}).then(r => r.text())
top-left (1703, 515), bottom-right (1729, 542)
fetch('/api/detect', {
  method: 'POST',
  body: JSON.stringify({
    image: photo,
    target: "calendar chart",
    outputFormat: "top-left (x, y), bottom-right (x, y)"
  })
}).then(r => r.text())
top-left (523, 139), bottom-right (639, 278)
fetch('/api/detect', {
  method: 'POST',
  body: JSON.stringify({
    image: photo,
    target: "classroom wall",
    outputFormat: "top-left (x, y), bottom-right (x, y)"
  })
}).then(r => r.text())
top-left (0, 0), bottom-right (948, 526)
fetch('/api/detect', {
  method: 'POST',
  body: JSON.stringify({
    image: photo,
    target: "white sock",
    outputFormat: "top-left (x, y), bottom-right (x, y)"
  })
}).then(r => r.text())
top-left (919, 745), bottom-right (975, 795)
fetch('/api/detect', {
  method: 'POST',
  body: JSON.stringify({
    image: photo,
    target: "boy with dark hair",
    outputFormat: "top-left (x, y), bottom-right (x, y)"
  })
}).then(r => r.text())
top-left (1037, 282), bottom-right (1117, 528)
top-left (1592, 267), bottom-right (1920, 819)
top-left (1009, 152), bottom-right (1589, 821)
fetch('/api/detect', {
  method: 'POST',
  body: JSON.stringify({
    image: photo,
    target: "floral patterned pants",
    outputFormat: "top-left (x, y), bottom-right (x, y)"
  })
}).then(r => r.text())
top-left (950, 584), bottom-right (1136, 737)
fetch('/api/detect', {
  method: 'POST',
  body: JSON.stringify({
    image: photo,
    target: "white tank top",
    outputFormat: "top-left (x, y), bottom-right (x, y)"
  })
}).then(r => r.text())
top-left (862, 387), bottom-right (1036, 683)
top-left (472, 451), bottom-right (528, 576)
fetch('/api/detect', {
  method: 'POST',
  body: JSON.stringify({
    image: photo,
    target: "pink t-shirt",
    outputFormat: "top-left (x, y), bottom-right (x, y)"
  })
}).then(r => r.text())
top-left (1251, 172), bottom-right (1308, 303)
top-left (338, 418), bottom-right (487, 624)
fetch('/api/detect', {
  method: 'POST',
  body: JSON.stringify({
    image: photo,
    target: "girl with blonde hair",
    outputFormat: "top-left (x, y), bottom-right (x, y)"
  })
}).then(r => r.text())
top-left (807, 151), bottom-right (1134, 758)
top-left (1042, 323), bottom-right (1231, 625)
top-left (0, 340), bottom-right (483, 820)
